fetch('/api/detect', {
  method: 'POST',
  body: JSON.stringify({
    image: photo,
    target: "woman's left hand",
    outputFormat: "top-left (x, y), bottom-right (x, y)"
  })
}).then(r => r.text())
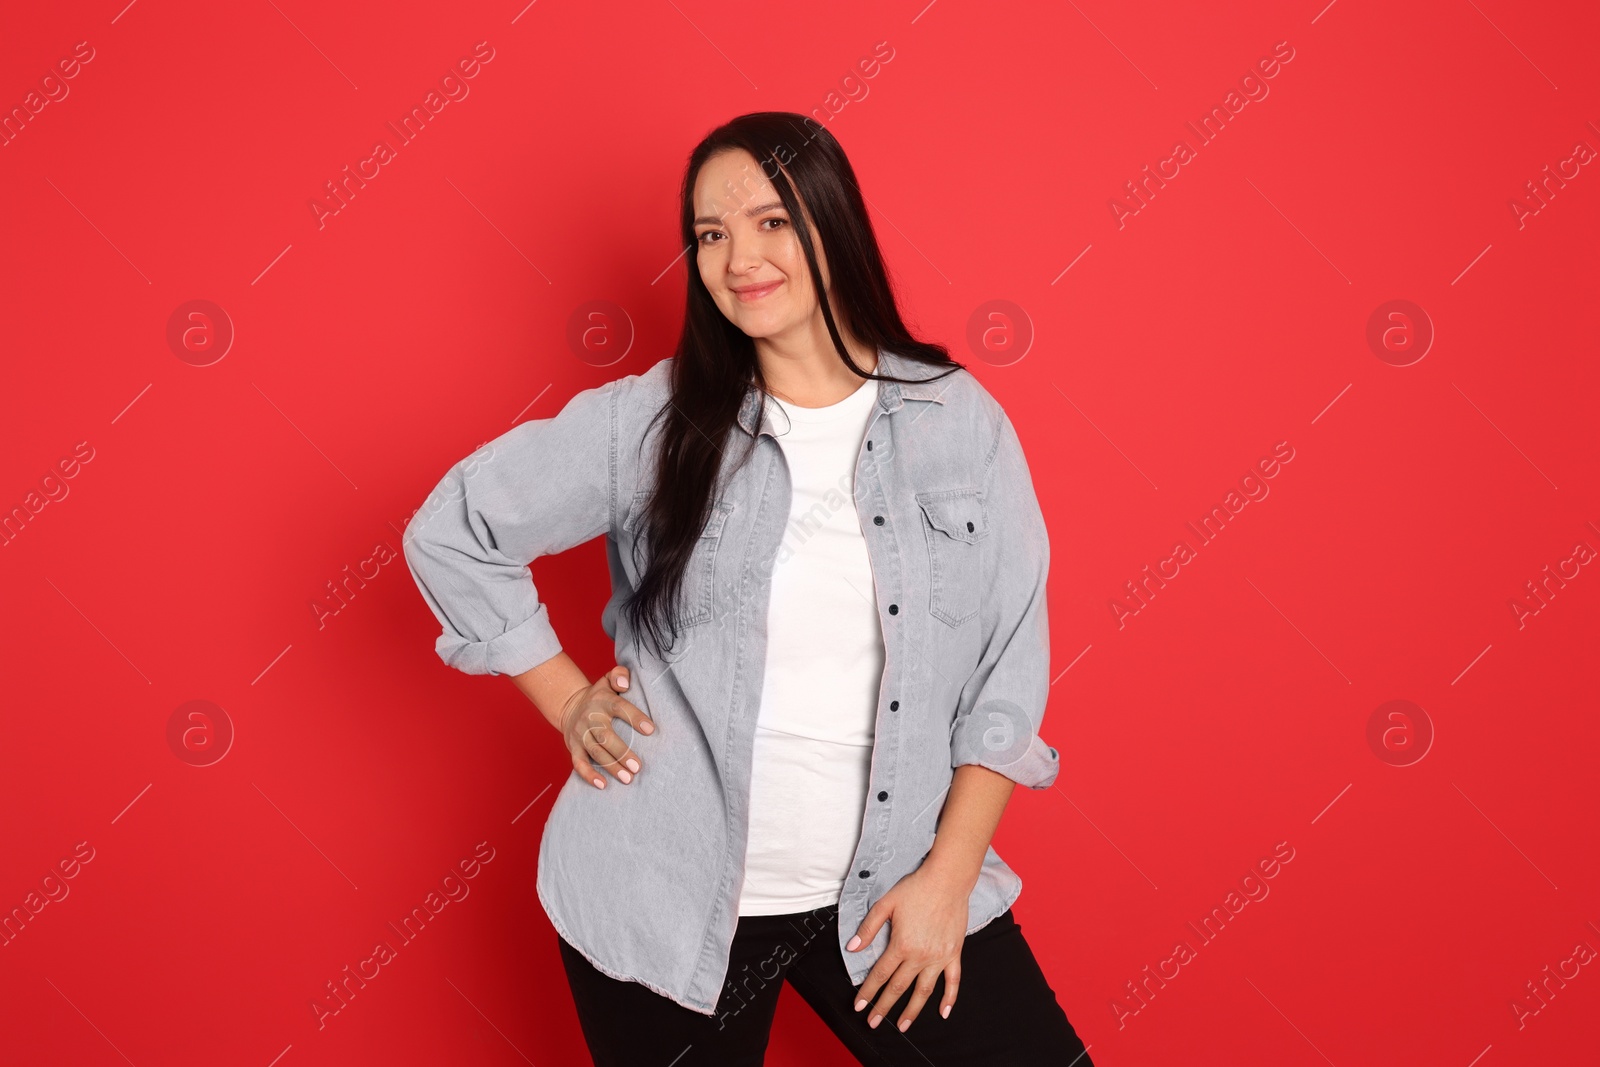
top-left (845, 861), bottom-right (972, 1032)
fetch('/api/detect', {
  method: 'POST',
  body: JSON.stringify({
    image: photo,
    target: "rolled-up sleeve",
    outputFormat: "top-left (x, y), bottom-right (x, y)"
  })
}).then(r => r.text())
top-left (949, 410), bottom-right (1060, 790)
top-left (402, 378), bottom-right (617, 677)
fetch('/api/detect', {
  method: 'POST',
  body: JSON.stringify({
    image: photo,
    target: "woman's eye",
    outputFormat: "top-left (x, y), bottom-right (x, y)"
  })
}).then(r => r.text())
top-left (695, 219), bottom-right (784, 244)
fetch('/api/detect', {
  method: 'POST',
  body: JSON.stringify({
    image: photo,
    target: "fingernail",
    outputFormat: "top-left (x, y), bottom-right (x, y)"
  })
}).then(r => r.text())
top-left (625, 758), bottom-right (640, 773)
top-left (941, 1004), bottom-right (951, 1019)
top-left (616, 677), bottom-right (628, 689)
top-left (618, 769), bottom-right (632, 784)
top-left (854, 998), bottom-right (866, 1012)
top-left (868, 1014), bottom-right (881, 1029)
top-left (640, 720), bottom-right (654, 734)
top-left (898, 1019), bottom-right (909, 1032)
top-left (846, 935), bottom-right (861, 951)
top-left (592, 777), bottom-right (604, 789)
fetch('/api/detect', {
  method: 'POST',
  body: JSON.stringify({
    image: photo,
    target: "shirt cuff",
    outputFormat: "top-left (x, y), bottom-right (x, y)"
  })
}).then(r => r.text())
top-left (949, 702), bottom-right (1060, 790)
top-left (433, 604), bottom-right (564, 678)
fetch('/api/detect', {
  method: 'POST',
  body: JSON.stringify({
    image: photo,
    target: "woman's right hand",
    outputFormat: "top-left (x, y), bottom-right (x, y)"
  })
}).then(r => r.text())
top-left (559, 665), bottom-right (654, 789)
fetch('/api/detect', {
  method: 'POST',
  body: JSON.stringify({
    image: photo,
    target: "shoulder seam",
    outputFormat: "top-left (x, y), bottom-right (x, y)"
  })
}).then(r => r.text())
top-left (979, 403), bottom-right (1007, 486)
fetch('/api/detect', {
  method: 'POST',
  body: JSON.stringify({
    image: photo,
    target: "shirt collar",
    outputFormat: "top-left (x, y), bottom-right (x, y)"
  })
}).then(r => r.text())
top-left (735, 345), bottom-right (950, 438)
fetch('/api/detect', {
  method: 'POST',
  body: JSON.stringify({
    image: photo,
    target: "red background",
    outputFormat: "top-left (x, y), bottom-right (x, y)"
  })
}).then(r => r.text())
top-left (3, 1), bottom-right (1597, 1064)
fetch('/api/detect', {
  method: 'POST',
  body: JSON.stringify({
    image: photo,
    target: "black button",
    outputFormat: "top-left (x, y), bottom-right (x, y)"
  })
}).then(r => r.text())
top-left (889, 700), bottom-right (899, 710)
top-left (866, 440), bottom-right (873, 451)
top-left (858, 870), bottom-right (871, 879)
top-left (873, 515), bottom-right (884, 526)
top-left (966, 520), bottom-right (974, 532)
top-left (877, 790), bottom-right (888, 801)
top-left (888, 604), bottom-right (898, 615)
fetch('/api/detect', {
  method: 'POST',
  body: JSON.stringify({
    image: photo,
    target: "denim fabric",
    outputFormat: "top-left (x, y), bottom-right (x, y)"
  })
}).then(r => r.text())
top-left (402, 346), bottom-right (1059, 1015)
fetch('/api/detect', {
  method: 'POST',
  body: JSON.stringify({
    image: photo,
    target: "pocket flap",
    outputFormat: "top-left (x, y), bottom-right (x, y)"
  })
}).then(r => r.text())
top-left (916, 489), bottom-right (986, 543)
top-left (623, 491), bottom-right (734, 538)
top-left (622, 489), bottom-right (650, 534)
top-left (701, 500), bottom-right (734, 538)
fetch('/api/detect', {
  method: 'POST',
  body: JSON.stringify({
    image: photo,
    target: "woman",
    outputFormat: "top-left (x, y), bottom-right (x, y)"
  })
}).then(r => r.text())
top-left (402, 112), bottom-right (1093, 1065)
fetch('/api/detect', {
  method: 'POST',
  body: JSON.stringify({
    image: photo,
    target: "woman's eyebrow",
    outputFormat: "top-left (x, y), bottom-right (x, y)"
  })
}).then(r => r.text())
top-left (692, 200), bottom-right (786, 227)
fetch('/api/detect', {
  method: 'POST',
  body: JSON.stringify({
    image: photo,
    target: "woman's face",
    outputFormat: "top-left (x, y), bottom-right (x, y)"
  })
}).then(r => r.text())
top-left (692, 148), bottom-right (829, 342)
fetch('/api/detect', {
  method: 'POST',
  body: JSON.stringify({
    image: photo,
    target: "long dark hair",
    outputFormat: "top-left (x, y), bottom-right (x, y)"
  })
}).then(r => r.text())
top-left (622, 111), bottom-right (963, 658)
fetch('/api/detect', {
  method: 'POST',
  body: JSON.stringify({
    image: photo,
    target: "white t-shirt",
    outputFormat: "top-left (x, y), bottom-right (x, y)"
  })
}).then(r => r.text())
top-left (738, 376), bottom-right (887, 916)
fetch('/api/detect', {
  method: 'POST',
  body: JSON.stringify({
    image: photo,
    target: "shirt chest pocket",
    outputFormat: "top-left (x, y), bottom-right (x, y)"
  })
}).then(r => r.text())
top-left (915, 488), bottom-right (988, 628)
top-left (623, 489), bottom-right (736, 628)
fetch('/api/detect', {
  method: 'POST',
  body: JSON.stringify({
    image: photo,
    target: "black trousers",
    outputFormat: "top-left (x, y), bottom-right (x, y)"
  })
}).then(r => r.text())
top-left (557, 903), bottom-right (1094, 1066)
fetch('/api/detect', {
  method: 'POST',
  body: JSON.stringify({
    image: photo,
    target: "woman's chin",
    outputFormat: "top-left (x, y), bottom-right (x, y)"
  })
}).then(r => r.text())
top-left (730, 310), bottom-right (805, 340)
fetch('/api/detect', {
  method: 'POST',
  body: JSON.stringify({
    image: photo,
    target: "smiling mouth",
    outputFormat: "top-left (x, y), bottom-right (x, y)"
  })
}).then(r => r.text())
top-left (731, 280), bottom-right (782, 301)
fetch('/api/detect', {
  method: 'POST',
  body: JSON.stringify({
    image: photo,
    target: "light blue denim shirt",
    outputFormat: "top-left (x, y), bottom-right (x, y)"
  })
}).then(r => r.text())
top-left (402, 346), bottom-right (1059, 1015)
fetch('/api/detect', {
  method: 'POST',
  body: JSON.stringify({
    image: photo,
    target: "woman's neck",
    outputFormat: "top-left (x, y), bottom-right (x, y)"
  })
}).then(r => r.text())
top-left (755, 326), bottom-right (878, 409)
